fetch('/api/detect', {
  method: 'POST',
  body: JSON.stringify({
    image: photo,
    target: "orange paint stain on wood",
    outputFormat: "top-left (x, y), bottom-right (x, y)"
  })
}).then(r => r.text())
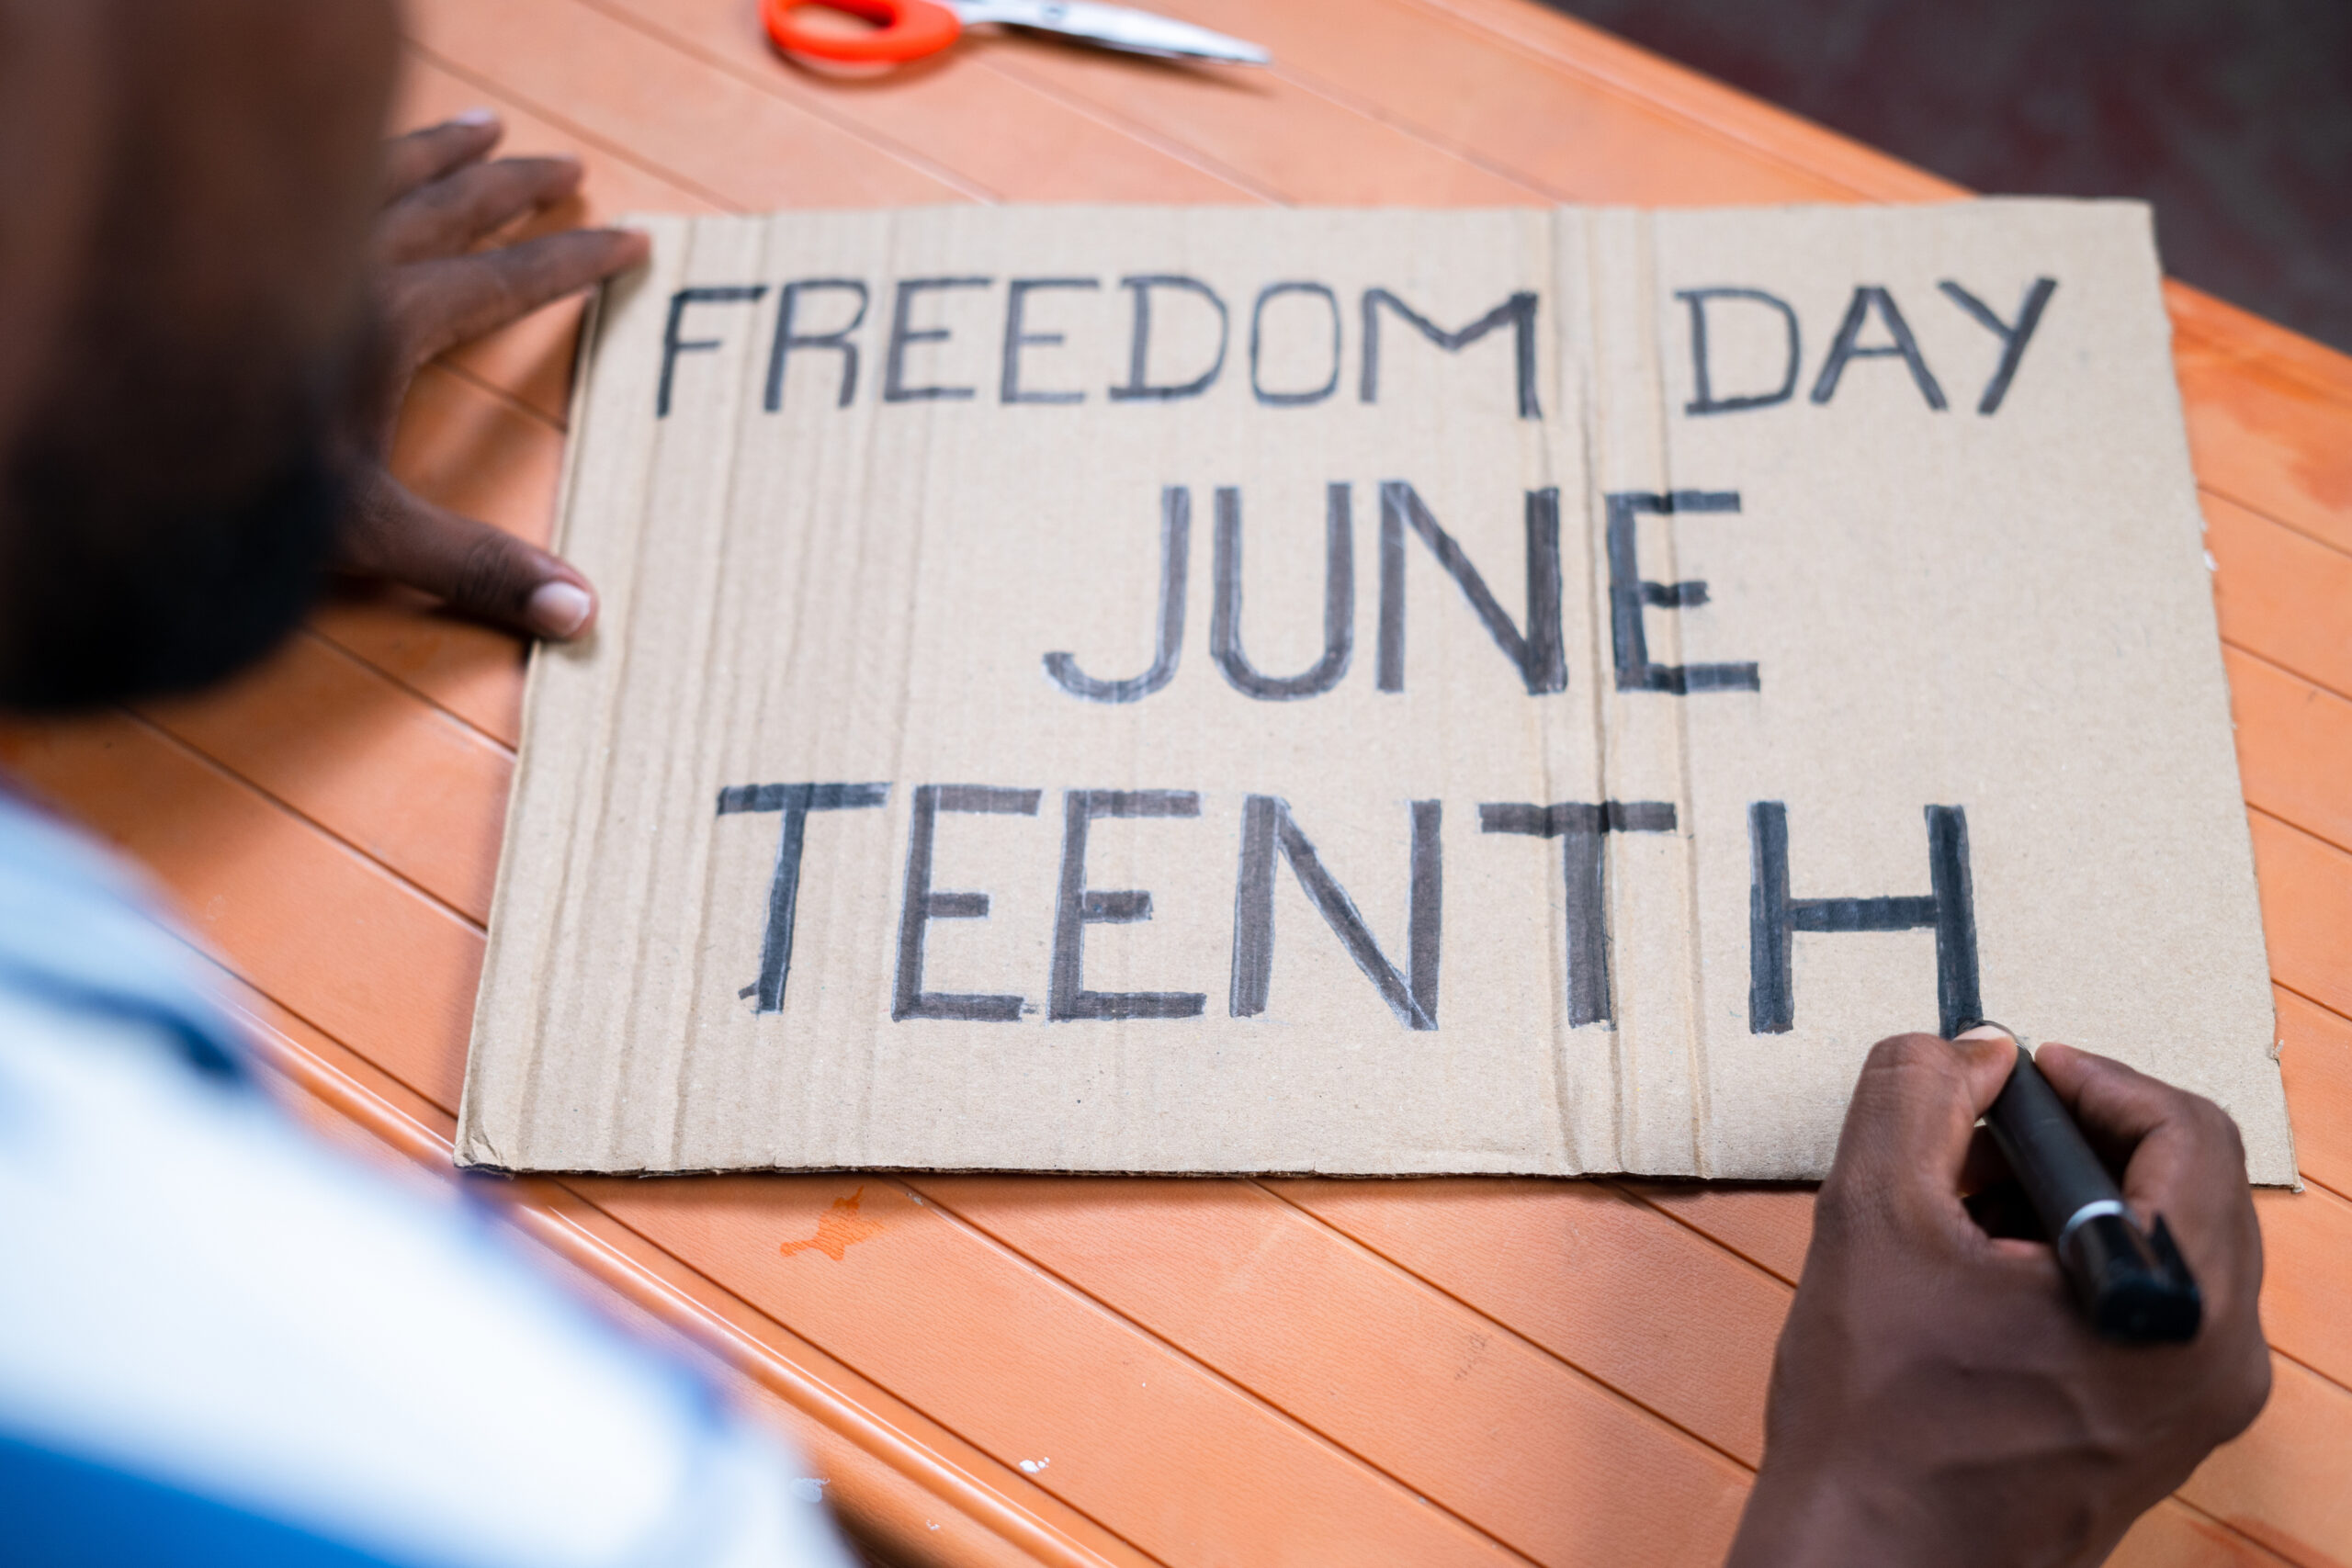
top-left (780, 1186), bottom-right (889, 1261)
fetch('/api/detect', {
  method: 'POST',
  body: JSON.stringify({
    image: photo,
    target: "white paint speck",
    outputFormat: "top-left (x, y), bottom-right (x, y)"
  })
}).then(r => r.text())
top-left (790, 1478), bottom-right (831, 1504)
top-left (2204, 549), bottom-right (2218, 572)
top-left (1018, 1458), bottom-right (1051, 1475)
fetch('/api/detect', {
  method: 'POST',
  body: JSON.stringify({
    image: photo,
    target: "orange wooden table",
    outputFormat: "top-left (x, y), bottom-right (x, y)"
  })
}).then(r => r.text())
top-left (8, 3), bottom-right (2352, 1564)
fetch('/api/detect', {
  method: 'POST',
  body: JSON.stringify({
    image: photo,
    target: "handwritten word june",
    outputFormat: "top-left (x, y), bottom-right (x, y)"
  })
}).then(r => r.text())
top-left (714, 785), bottom-right (1983, 1038)
top-left (1046, 483), bottom-right (1753, 704)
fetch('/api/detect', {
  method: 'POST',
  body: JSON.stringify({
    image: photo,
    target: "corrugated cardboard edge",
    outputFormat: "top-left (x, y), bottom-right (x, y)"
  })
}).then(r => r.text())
top-left (2138, 207), bottom-right (2299, 1191)
top-left (455, 207), bottom-right (2301, 1189)
top-left (453, 276), bottom-right (611, 1172)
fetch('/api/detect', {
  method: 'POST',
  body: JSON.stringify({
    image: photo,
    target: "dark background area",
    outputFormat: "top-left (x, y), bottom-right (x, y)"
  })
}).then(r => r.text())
top-left (1542, 0), bottom-right (2352, 354)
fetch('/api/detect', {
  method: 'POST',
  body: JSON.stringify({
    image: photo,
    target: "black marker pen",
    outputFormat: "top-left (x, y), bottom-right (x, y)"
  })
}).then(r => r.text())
top-left (1969, 1023), bottom-right (2203, 1344)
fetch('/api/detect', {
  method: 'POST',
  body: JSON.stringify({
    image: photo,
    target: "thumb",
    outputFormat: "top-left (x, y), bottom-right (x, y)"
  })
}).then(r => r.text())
top-left (1822, 1030), bottom-right (2017, 1230)
top-left (340, 473), bottom-right (596, 640)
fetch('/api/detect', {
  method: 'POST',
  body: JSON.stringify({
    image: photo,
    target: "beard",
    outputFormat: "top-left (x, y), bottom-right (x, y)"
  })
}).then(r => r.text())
top-left (0, 287), bottom-right (372, 714)
top-left (0, 418), bottom-right (347, 712)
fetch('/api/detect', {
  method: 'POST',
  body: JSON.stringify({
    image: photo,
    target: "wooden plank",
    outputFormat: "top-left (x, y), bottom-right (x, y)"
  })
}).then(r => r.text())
top-left (1621, 1183), bottom-right (1812, 1286)
top-left (917, 1175), bottom-right (1754, 1565)
top-left (392, 1), bottom-right (1268, 435)
top-left (0, 714), bottom-right (477, 1111)
top-left (1090, 0), bottom-right (1852, 206)
top-left (2228, 650), bottom-right (2352, 856)
top-left (136, 631), bottom-right (511, 925)
top-left (563, 0), bottom-right (1532, 208)
top-left (563, 0), bottom-right (1256, 207)
top-left (2250, 814), bottom-right (2352, 1021)
top-left (2118, 1501), bottom-right (2306, 1568)
top-left (1264, 1176), bottom-right (1783, 1462)
top-left (309, 588), bottom-right (528, 750)
top-left (392, 0), bottom-right (1262, 442)
top-left (403, 0), bottom-right (967, 211)
top-left (978, 49), bottom-right (1537, 207)
top-left (587, 1175), bottom-right (1551, 1568)
top-left (2278, 987), bottom-right (2352, 1198)
top-left (1403, 0), bottom-right (1956, 203)
top-left (2179, 1354), bottom-right (2352, 1568)
top-left (605, 0), bottom-right (1815, 209)
top-left (2178, 333), bottom-right (2352, 561)
top-left (386, 360), bottom-right (568, 569)
top-left (2166, 281), bottom-right (2352, 417)
top-left (2257, 1185), bottom-right (2352, 1395)
top-left (2208, 494), bottom-right (2352, 703)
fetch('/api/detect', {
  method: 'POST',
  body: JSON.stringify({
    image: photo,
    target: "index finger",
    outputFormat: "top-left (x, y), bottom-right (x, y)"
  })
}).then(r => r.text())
top-left (1820, 1031), bottom-right (2017, 1240)
top-left (2033, 1042), bottom-right (2261, 1312)
top-left (386, 228), bottom-right (650, 365)
top-left (382, 111), bottom-right (502, 204)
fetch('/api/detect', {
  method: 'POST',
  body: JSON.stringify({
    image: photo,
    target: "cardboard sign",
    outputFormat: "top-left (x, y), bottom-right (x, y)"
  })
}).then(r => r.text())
top-left (457, 201), bottom-right (2292, 1182)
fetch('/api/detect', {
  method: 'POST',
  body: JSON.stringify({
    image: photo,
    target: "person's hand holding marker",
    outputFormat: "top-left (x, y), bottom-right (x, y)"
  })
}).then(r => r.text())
top-left (1727, 1027), bottom-right (2270, 1568)
top-left (336, 112), bottom-right (649, 640)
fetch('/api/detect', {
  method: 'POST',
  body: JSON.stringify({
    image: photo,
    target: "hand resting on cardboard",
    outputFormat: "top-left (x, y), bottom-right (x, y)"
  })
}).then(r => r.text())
top-left (334, 114), bottom-right (647, 640)
top-left (1725, 1032), bottom-right (2269, 1568)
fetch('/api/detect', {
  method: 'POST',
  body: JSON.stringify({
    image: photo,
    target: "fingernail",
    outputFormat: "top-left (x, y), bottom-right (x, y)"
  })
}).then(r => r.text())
top-left (1956, 1021), bottom-right (2017, 1043)
top-left (527, 581), bottom-right (594, 638)
top-left (453, 107), bottom-right (499, 127)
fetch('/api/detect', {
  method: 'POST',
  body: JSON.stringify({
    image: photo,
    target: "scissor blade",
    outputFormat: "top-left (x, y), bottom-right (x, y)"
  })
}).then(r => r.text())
top-left (952, 0), bottom-right (1269, 63)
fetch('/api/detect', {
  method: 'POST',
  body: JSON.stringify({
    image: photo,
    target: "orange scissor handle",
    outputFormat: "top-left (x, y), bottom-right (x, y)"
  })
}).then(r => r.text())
top-left (762, 0), bottom-right (963, 63)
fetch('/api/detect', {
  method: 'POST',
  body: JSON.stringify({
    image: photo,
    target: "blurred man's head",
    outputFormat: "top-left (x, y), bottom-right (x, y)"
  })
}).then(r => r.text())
top-left (0, 0), bottom-right (397, 711)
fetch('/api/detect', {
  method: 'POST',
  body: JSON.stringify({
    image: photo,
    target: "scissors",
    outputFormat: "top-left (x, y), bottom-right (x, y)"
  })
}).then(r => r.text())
top-left (762, 0), bottom-right (1269, 68)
